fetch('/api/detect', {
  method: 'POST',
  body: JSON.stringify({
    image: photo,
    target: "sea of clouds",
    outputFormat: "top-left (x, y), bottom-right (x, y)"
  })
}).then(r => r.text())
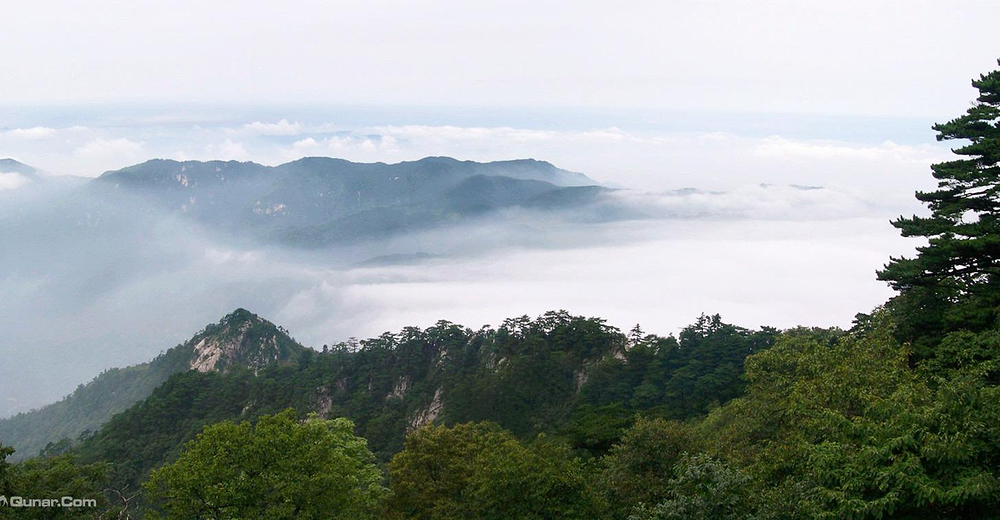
top-left (0, 109), bottom-right (947, 415)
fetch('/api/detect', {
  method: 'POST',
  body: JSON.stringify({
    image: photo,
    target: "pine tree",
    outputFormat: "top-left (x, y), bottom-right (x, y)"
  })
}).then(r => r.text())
top-left (879, 60), bottom-right (1000, 341)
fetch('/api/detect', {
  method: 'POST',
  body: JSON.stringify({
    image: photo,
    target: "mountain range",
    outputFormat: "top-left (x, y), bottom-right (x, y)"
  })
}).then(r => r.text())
top-left (93, 156), bottom-right (610, 246)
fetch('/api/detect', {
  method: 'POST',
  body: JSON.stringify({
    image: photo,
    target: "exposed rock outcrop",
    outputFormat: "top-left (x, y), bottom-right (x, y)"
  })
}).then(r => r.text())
top-left (408, 387), bottom-right (443, 431)
top-left (187, 309), bottom-right (303, 373)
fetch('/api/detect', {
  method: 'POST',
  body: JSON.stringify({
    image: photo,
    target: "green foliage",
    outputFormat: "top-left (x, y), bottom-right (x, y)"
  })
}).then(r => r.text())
top-left (0, 363), bottom-right (164, 463)
top-left (38, 439), bottom-right (73, 458)
top-left (386, 422), bottom-right (600, 519)
top-left (76, 369), bottom-right (254, 489)
top-left (0, 443), bottom-right (12, 497)
top-left (628, 453), bottom-right (754, 520)
top-left (385, 423), bottom-right (494, 519)
top-left (701, 312), bottom-right (1000, 518)
top-left (559, 403), bottom-right (636, 458)
top-left (69, 309), bottom-right (775, 500)
top-left (443, 311), bottom-right (627, 436)
top-left (468, 435), bottom-right (599, 519)
top-left (918, 328), bottom-right (1000, 381)
top-left (580, 314), bottom-right (780, 420)
top-left (1, 453), bottom-right (110, 519)
top-left (143, 409), bottom-right (384, 519)
top-left (599, 417), bottom-right (699, 518)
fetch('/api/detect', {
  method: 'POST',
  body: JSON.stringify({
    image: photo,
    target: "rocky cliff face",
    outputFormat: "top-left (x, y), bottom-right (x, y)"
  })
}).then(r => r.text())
top-left (187, 309), bottom-right (302, 373)
top-left (407, 387), bottom-right (443, 432)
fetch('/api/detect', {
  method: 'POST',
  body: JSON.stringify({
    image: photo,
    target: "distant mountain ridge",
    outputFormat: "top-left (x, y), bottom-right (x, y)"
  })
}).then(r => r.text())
top-left (98, 156), bottom-right (593, 188)
top-left (0, 309), bottom-right (304, 461)
top-left (93, 156), bottom-right (607, 246)
top-left (0, 158), bottom-right (39, 176)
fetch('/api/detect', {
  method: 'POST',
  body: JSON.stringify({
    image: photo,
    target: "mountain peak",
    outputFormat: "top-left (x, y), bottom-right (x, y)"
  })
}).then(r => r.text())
top-left (0, 158), bottom-right (39, 176)
top-left (219, 307), bottom-right (260, 325)
top-left (187, 309), bottom-right (304, 373)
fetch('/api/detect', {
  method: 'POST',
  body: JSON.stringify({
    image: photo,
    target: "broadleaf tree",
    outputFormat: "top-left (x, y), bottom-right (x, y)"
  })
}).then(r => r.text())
top-left (143, 409), bottom-right (385, 519)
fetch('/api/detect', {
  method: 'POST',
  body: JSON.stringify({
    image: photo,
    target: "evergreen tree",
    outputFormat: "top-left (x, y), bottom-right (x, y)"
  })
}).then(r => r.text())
top-left (880, 59), bottom-right (1000, 344)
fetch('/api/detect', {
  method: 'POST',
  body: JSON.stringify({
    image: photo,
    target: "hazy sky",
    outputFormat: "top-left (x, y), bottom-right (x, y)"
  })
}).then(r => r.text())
top-left (3, 0), bottom-right (999, 117)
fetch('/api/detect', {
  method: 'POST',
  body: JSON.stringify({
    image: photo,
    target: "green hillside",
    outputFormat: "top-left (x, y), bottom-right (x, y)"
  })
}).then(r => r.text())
top-left (0, 309), bottom-right (303, 461)
top-left (62, 311), bottom-right (774, 492)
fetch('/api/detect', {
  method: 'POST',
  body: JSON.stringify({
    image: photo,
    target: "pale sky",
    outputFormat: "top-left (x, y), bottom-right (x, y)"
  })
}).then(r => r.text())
top-left (3, 0), bottom-right (999, 118)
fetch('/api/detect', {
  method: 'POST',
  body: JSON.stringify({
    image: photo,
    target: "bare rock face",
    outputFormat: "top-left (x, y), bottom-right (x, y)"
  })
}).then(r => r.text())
top-left (389, 376), bottom-right (410, 400)
top-left (186, 309), bottom-right (303, 373)
top-left (408, 387), bottom-right (443, 431)
top-left (313, 386), bottom-right (333, 419)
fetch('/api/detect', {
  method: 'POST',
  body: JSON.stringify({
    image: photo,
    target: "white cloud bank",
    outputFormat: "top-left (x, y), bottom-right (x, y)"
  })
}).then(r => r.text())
top-left (753, 135), bottom-right (945, 164)
top-left (236, 119), bottom-right (304, 136)
top-left (2, 126), bottom-right (57, 139)
top-left (73, 137), bottom-right (145, 161)
top-left (0, 172), bottom-right (31, 190)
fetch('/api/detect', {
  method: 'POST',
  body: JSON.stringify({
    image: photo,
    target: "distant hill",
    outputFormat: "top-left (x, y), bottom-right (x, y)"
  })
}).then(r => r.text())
top-left (93, 157), bottom-right (608, 246)
top-left (0, 158), bottom-right (39, 177)
top-left (0, 309), bottom-right (304, 461)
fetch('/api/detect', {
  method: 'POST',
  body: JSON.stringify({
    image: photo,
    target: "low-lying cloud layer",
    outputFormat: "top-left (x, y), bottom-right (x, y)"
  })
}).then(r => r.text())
top-left (0, 110), bottom-right (940, 416)
top-left (0, 175), bottom-right (917, 417)
top-left (0, 172), bottom-right (31, 191)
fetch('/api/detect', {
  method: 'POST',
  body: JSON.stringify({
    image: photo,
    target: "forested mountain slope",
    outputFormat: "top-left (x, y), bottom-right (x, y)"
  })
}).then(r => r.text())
top-left (65, 311), bottom-right (779, 490)
top-left (0, 309), bottom-right (303, 461)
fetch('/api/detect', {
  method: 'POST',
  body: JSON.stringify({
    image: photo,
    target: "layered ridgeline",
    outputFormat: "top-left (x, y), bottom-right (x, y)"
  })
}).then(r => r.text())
top-left (12, 310), bottom-right (778, 490)
top-left (0, 309), bottom-right (304, 461)
top-left (93, 157), bottom-right (611, 246)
